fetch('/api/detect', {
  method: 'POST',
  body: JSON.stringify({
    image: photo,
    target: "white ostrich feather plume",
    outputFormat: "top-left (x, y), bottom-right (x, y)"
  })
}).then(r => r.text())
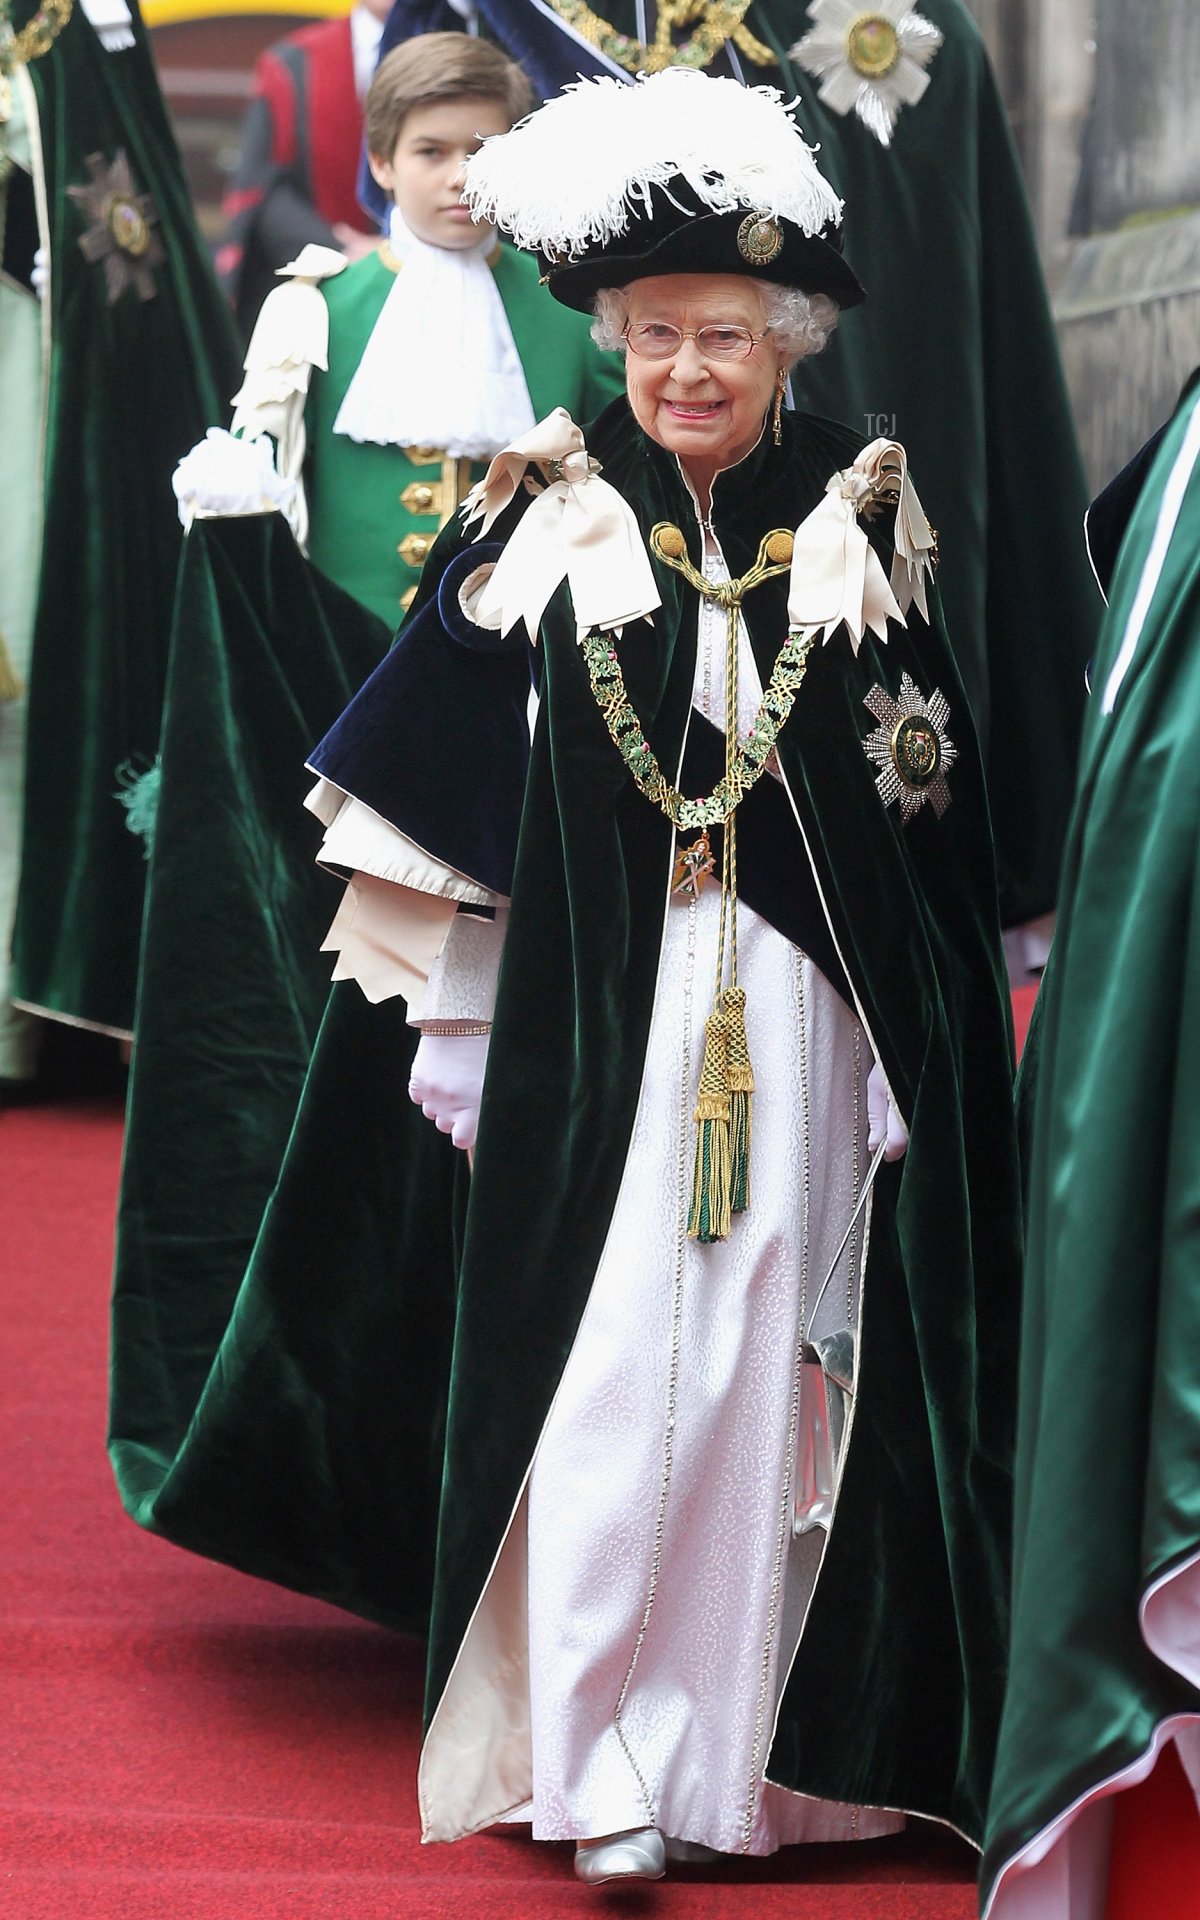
top-left (462, 69), bottom-right (843, 260)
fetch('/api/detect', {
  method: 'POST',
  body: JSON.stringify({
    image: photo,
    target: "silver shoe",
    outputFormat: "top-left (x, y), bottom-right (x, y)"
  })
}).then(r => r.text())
top-left (574, 1827), bottom-right (666, 1885)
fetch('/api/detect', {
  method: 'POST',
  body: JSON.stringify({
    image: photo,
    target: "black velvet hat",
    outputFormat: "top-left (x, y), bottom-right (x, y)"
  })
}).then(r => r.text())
top-left (463, 69), bottom-right (866, 314)
top-left (533, 176), bottom-right (864, 313)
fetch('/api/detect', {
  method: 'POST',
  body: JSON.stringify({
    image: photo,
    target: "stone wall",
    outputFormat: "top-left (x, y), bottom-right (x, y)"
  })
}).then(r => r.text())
top-left (963, 0), bottom-right (1200, 489)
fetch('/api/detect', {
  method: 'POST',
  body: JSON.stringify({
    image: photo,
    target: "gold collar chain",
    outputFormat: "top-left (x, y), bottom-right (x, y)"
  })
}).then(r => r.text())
top-left (0, 0), bottom-right (73, 72)
top-left (544, 0), bottom-right (775, 74)
top-left (577, 522), bottom-right (810, 832)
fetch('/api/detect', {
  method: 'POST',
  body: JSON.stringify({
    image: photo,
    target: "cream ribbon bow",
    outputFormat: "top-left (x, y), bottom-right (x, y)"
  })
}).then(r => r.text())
top-left (787, 438), bottom-right (936, 649)
top-left (462, 410), bottom-right (661, 640)
top-left (229, 244), bottom-right (347, 552)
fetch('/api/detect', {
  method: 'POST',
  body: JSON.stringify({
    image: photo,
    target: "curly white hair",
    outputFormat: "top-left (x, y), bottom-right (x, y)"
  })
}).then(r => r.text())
top-left (590, 283), bottom-right (840, 366)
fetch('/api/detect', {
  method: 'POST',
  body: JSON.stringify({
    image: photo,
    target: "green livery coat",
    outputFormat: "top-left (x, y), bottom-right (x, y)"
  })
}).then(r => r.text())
top-left (305, 243), bottom-right (625, 626)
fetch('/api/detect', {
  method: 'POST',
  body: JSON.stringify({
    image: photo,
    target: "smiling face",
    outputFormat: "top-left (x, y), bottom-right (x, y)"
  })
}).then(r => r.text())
top-left (622, 274), bottom-right (788, 504)
top-left (369, 97), bottom-right (513, 251)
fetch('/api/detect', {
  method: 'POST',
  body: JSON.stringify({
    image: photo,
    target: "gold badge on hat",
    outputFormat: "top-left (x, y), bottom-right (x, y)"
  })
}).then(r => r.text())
top-left (737, 213), bottom-right (784, 265)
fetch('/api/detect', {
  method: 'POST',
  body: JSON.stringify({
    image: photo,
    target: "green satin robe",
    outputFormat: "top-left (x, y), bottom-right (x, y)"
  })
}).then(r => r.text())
top-left (111, 400), bottom-right (1023, 1842)
top-left (981, 386), bottom-right (1200, 1913)
top-left (9, 0), bottom-right (241, 1037)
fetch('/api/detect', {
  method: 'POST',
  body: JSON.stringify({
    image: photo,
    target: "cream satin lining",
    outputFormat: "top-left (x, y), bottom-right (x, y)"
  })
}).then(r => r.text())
top-left (305, 779), bottom-right (494, 1013)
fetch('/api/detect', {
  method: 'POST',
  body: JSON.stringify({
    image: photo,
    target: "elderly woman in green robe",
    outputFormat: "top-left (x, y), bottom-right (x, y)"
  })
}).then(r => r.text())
top-left (301, 69), bottom-right (1022, 1886)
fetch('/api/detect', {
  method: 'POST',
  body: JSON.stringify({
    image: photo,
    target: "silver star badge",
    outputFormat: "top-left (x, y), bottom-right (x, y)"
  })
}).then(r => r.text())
top-left (791, 1), bottom-right (944, 148)
top-left (67, 149), bottom-right (164, 305)
top-left (862, 672), bottom-right (956, 823)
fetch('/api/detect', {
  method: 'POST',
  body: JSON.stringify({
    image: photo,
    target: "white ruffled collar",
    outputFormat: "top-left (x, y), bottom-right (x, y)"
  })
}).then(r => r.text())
top-left (332, 208), bottom-right (536, 461)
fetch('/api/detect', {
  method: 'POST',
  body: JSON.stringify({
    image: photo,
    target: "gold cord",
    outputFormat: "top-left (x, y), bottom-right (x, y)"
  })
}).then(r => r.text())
top-left (587, 521), bottom-right (803, 1239)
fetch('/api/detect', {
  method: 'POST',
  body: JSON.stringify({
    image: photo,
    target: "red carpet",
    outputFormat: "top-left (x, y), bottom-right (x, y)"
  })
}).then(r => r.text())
top-left (1104, 1742), bottom-right (1200, 1920)
top-left (1, 1097), bottom-right (978, 1918)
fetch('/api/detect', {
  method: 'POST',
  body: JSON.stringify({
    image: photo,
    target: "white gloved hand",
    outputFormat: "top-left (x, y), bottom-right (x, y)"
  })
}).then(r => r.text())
top-left (31, 246), bottom-right (49, 302)
top-left (866, 1061), bottom-right (909, 1162)
top-left (409, 1032), bottom-right (490, 1152)
top-left (171, 427), bottom-right (297, 531)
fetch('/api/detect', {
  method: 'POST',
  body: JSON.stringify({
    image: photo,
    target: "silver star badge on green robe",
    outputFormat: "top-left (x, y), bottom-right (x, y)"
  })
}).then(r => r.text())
top-left (67, 148), bottom-right (164, 304)
top-left (791, 0), bottom-right (943, 147)
top-left (862, 672), bottom-right (956, 823)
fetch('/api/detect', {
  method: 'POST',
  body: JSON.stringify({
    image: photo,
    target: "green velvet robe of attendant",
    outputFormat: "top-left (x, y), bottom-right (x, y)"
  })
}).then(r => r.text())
top-left (304, 243), bottom-right (625, 628)
top-left (980, 387), bottom-right (1200, 1917)
top-left (111, 398), bottom-right (1023, 1844)
top-left (9, 0), bottom-right (241, 1037)
top-left (593, 0), bottom-right (1099, 928)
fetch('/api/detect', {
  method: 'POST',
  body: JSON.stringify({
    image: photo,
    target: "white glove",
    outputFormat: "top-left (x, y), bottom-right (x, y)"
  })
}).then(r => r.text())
top-left (32, 247), bottom-right (49, 302)
top-left (866, 1061), bottom-right (909, 1162)
top-left (171, 427), bottom-right (297, 531)
top-left (409, 1033), bottom-right (489, 1152)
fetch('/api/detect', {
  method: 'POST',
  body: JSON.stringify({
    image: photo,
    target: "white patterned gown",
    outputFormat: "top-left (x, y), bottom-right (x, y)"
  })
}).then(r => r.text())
top-left (418, 538), bottom-right (902, 1853)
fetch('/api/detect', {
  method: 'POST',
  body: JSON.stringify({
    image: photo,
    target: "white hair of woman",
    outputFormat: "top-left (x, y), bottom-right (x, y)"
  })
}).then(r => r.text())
top-left (590, 282), bottom-right (840, 365)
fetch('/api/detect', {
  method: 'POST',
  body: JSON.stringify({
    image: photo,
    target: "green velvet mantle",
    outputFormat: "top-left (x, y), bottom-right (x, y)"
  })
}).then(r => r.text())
top-left (112, 403), bottom-right (1022, 1844)
top-left (110, 514), bottom-right (468, 1623)
top-left (597, 0), bottom-right (1100, 927)
top-left (425, 402), bottom-right (1020, 1841)
top-left (11, 0), bottom-right (241, 1035)
top-left (981, 391), bottom-right (1200, 1912)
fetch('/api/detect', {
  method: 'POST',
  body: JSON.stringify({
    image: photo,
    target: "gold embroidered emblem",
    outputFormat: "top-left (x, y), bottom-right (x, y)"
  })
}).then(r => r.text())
top-left (400, 482), bottom-right (439, 515)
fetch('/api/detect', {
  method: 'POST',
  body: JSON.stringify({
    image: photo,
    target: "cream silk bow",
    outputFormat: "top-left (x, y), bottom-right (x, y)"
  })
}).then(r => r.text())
top-left (787, 438), bottom-right (936, 648)
top-left (461, 416), bottom-right (934, 650)
top-left (462, 410), bottom-right (661, 639)
top-left (229, 245), bottom-right (347, 553)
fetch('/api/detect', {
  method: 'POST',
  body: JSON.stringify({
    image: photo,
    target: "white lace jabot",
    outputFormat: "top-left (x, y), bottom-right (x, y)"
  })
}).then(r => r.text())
top-left (331, 207), bottom-right (536, 460)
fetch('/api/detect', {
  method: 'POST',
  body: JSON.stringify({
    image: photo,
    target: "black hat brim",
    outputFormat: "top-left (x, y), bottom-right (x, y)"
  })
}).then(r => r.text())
top-left (540, 203), bottom-right (866, 314)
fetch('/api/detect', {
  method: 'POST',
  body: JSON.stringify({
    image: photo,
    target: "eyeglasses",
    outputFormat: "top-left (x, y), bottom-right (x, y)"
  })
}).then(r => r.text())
top-left (623, 321), bottom-right (769, 363)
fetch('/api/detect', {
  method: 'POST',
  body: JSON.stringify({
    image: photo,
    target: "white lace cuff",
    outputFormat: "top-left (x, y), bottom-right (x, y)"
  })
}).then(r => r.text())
top-left (415, 904), bottom-right (507, 1028)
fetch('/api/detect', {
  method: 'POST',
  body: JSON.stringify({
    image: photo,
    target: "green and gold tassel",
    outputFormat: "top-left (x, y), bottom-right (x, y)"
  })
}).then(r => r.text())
top-left (688, 1008), bottom-right (732, 1243)
top-left (722, 984), bottom-right (754, 1214)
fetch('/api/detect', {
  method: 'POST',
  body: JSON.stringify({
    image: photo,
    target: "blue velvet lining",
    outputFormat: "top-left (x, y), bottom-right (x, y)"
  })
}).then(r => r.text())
top-left (308, 544), bottom-right (531, 896)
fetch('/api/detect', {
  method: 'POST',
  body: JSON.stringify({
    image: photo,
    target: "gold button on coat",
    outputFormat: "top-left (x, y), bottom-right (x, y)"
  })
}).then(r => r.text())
top-left (398, 532), bottom-right (434, 568)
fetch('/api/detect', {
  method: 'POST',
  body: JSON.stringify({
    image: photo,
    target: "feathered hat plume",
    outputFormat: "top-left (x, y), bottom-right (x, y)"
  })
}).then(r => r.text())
top-left (462, 69), bottom-right (864, 312)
